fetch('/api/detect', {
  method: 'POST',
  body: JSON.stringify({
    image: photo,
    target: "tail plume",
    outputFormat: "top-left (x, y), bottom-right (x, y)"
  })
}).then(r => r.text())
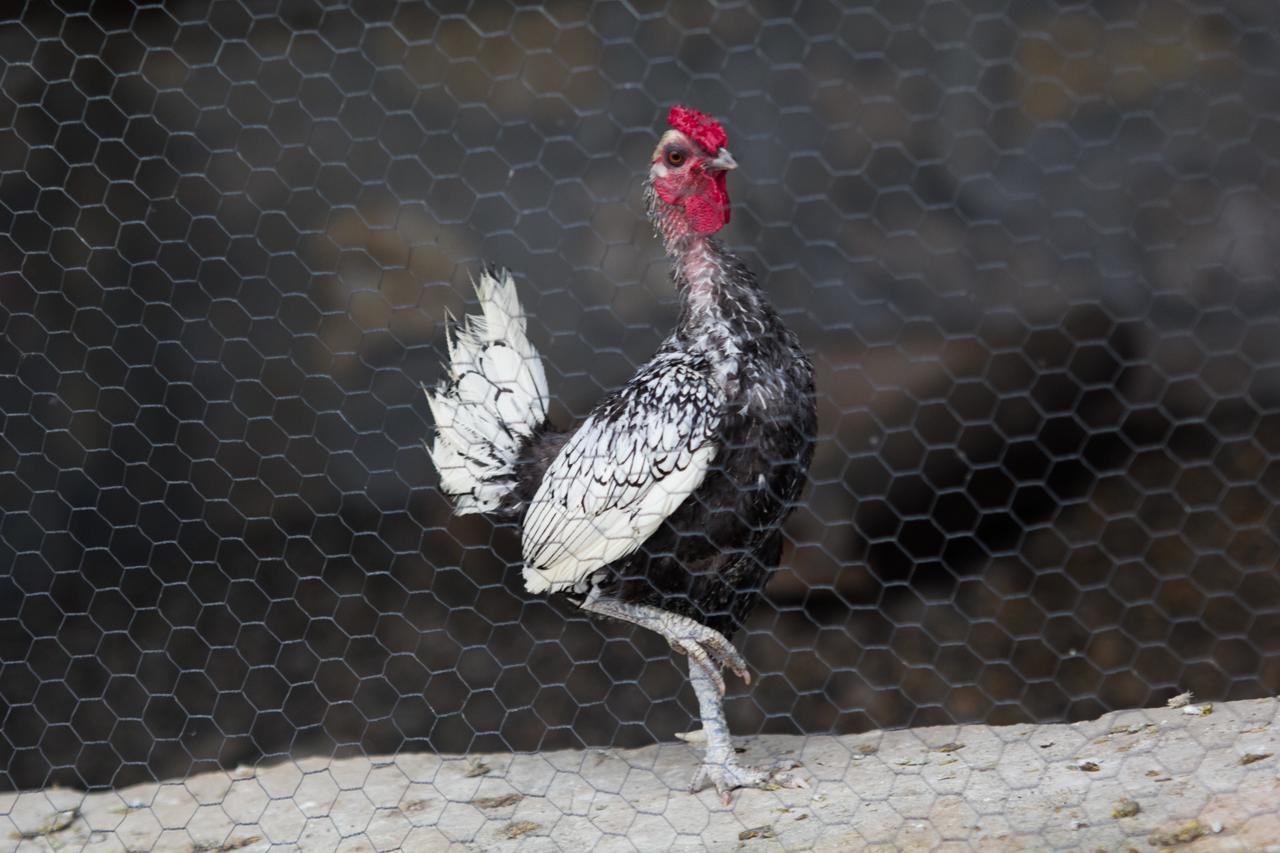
top-left (425, 267), bottom-right (549, 514)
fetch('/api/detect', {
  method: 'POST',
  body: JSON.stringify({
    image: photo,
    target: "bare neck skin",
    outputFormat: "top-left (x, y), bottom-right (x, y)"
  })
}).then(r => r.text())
top-left (642, 181), bottom-right (768, 389)
top-left (643, 181), bottom-right (744, 305)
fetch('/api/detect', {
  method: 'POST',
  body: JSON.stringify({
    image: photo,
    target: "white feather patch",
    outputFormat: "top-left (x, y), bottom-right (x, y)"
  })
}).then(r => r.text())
top-left (425, 268), bottom-right (548, 513)
top-left (520, 356), bottom-right (722, 593)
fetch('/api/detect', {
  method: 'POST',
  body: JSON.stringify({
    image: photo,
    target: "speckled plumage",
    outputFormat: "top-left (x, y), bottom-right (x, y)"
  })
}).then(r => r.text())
top-left (521, 351), bottom-right (724, 594)
top-left (531, 233), bottom-right (816, 636)
top-left (430, 140), bottom-right (815, 639)
top-left (426, 109), bottom-right (817, 798)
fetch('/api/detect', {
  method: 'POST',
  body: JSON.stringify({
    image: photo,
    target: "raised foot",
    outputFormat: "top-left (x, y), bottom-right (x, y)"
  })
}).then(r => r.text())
top-left (578, 597), bottom-right (749, 695)
top-left (690, 757), bottom-right (809, 805)
top-left (662, 617), bottom-right (750, 696)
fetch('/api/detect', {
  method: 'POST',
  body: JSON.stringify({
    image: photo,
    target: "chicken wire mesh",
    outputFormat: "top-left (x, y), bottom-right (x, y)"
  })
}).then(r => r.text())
top-left (1, 0), bottom-right (1279, 825)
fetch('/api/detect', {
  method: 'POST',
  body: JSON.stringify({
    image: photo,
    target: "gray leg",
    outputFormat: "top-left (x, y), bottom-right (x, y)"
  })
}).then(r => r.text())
top-left (578, 595), bottom-right (750, 695)
top-left (683, 661), bottom-right (808, 803)
top-left (578, 594), bottom-right (807, 801)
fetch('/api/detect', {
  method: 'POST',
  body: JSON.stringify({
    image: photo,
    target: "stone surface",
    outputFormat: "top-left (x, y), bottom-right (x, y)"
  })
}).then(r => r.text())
top-left (2, 698), bottom-right (1277, 851)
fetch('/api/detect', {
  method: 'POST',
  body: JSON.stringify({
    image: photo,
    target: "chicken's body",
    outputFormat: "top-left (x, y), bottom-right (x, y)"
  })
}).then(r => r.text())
top-left (521, 240), bottom-right (814, 635)
top-left (427, 107), bottom-right (815, 799)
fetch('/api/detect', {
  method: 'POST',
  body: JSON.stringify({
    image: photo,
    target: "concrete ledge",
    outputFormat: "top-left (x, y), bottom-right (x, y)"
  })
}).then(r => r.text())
top-left (3, 698), bottom-right (1277, 851)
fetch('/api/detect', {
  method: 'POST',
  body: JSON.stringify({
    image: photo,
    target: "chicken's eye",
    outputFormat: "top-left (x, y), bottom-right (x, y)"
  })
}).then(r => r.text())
top-left (665, 148), bottom-right (686, 167)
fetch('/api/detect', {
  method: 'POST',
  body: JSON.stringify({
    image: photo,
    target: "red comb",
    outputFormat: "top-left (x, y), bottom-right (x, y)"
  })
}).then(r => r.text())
top-left (667, 105), bottom-right (728, 156)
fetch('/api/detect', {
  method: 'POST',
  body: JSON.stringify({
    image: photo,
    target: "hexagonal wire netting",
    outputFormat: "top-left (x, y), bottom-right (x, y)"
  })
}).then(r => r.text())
top-left (2, 0), bottom-right (1279, 836)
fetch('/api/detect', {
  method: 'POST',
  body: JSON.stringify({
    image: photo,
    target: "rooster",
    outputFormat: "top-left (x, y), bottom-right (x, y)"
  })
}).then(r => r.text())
top-left (426, 106), bottom-right (816, 800)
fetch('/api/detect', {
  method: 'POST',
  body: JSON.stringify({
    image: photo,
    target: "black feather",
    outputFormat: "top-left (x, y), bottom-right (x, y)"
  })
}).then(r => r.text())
top-left (508, 236), bottom-right (816, 636)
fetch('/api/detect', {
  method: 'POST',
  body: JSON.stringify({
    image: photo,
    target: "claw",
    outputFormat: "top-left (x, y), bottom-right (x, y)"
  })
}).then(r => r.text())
top-left (717, 646), bottom-right (749, 684)
top-left (675, 728), bottom-right (707, 744)
top-left (689, 757), bottom-right (809, 804)
top-left (696, 630), bottom-right (750, 684)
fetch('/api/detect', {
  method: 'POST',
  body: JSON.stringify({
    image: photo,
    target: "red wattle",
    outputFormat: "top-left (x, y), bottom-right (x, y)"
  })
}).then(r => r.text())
top-left (654, 169), bottom-right (731, 235)
top-left (683, 172), bottom-right (730, 234)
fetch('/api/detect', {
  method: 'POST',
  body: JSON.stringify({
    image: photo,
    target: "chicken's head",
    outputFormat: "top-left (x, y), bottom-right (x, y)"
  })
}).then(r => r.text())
top-left (649, 106), bottom-right (737, 236)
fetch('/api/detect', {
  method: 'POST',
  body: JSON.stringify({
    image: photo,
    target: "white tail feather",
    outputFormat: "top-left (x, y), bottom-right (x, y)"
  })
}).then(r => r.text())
top-left (425, 268), bottom-right (549, 513)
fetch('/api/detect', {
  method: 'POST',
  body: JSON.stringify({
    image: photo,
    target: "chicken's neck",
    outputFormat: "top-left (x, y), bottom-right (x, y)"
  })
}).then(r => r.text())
top-left (644, 182), bottom-right (755, 320)
top-left (669, 236), bottom-right (772, 397)
top-left (673, 236), bottom-right (762, 327)
top-left (644, 183), bottom-right (770, 375)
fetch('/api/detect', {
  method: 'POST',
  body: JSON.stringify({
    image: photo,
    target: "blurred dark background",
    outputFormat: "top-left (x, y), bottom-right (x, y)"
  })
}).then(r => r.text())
top-left (2, 0), bottom-right (1279, 792)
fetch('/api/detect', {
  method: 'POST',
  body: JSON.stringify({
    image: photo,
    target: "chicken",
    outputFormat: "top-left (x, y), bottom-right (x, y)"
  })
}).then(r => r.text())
top-left (426, 106), bottom-right (816, 800)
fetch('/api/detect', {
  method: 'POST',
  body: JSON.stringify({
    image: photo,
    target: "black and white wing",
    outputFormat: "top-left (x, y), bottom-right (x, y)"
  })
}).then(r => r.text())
top-left (521, 354), bottom-right (723, 593)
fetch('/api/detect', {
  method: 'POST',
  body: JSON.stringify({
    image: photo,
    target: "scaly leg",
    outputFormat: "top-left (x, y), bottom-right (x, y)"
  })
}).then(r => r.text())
top-left (682, 660), bottom-right (808, 803)
top-left (578, 594), bottom-right (806, 801)
top-left (578, 595), bottom-right (750, 695)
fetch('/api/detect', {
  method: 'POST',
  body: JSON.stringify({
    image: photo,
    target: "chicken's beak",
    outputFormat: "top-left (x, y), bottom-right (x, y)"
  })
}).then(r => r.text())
top-left (706, 148), bottom-right (738, 172)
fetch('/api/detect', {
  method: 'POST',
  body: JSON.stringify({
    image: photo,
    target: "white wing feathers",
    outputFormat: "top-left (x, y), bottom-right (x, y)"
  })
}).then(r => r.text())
top-left (521, 359), bottom-right (722, 593)
top-left (425, 268), bottom-right (549, 513)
